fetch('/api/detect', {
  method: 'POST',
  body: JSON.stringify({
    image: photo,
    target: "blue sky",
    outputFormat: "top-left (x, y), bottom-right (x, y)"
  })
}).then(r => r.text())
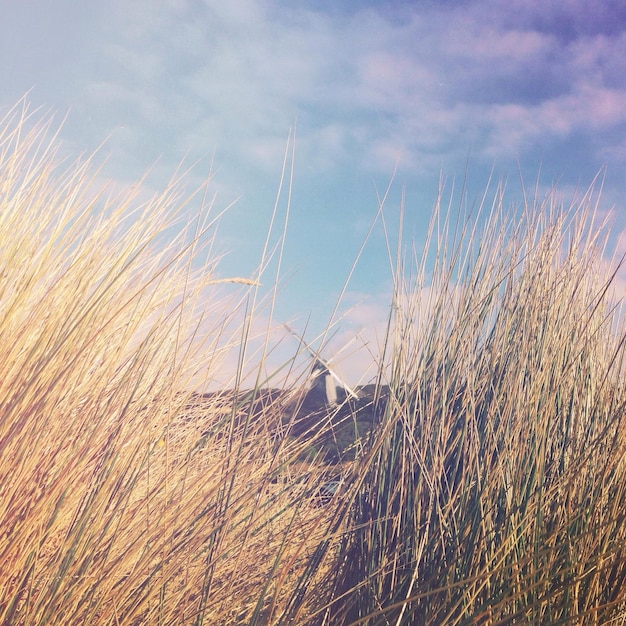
top-left (2, 0), bottom-right (625, 385)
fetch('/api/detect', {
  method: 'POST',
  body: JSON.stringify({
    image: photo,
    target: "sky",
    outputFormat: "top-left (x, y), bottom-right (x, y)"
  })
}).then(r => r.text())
top-left (1, 0), bottom-right (625, 386)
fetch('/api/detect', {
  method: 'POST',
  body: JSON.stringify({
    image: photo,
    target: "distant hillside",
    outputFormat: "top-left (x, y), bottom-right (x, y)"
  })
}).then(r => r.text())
top-left (184, 384), bottom-right (390, 463)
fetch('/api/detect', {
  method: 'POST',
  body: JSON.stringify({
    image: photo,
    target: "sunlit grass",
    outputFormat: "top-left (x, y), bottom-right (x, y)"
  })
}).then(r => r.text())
top-left (0, 103), bottom-right (331, 625)
top-left (0, 101), bottom-right (625, 625)
top-left (313, 180), bottom-right (626, 625)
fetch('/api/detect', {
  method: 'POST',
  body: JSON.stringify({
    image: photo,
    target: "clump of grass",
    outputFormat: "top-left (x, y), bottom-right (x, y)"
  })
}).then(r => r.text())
top-left (309, 180), bottom-right (626, 624)
top-left (0, 103), bottom-right (335, 625)
top-left (2, 99), bottom-right (625, 625)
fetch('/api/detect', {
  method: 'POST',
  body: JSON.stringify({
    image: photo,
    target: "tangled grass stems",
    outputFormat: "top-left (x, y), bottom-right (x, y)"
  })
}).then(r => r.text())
top-left (0, 104), bottom-right (334, 625)
top-left (1, 101), bottom-right (625, 624)
top-left (313, 177), bottom-right (626, 625)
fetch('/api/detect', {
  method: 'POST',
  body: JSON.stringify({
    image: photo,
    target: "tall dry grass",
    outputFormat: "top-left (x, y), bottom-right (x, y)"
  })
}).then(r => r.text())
top-left (0, 104), bottom-right (337, 625)
top-left (307, 181), bottom-right (626, 625)
top-left (1, 101), bottom-right (625, 625)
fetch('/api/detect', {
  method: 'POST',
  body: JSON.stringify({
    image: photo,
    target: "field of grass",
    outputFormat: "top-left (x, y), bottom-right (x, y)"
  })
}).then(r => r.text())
top-left (1, 104), bottom-right (625, 625)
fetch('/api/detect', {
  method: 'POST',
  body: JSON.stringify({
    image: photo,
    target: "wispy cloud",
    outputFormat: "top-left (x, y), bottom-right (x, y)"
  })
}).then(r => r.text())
top-left (2, 0), bottom-right (624, 383)
top-left (36, 0), bottom-right (617, 191)
top-left (5, 0), bottom-right (625, 179)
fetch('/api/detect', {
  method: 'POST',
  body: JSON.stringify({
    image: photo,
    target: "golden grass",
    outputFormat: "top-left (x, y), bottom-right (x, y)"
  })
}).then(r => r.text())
top-left (0, 102), bottom-right (625, 625)
top-left (317, 180), bottom-right (626, 625)
top-left (0, 103), bottom-right (338, 625)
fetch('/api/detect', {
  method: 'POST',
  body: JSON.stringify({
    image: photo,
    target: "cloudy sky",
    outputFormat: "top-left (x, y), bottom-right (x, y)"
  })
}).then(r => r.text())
top-left (2, 0), bottom-right (625, 384)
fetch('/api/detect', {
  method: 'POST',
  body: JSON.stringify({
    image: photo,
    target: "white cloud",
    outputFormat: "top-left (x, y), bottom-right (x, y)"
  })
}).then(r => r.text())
top-left (48, 0), bottom-right (618, 191)
top-left (2, 0), bottom-right (625, 358)
top-left (5, 0), bottom-right (626, 183)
